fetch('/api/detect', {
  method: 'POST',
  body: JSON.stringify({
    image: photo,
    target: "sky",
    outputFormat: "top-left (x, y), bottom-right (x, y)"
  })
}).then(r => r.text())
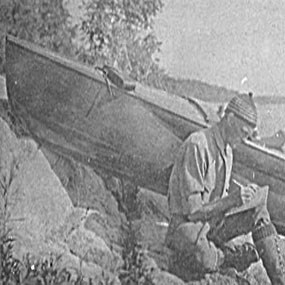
top-left (154, 0), bottom-right (285, 97)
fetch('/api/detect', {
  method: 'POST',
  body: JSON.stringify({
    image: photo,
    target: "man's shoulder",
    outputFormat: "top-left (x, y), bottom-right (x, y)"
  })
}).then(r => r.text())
top-left (186, 127), bottom-right (212, 146)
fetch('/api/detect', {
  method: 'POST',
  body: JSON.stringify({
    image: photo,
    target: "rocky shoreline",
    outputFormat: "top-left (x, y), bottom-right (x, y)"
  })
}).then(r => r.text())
top-left (0, 97), bottom-right (270, 284)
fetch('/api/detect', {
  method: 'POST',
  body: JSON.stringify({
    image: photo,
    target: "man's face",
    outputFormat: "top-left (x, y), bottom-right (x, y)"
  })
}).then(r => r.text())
top-left (227, 114), bottom-right (255, 148)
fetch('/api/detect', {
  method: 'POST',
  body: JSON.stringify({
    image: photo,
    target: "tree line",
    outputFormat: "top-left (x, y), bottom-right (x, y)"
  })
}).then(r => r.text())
top-left (0, 0), bottom-right (235, 102)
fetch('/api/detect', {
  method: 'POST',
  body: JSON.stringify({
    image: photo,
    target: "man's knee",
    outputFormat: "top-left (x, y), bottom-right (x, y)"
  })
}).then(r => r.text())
top-left (171, 221), bottom-right (220, 272)
top-left (171, 221), bottom-right (205, 251)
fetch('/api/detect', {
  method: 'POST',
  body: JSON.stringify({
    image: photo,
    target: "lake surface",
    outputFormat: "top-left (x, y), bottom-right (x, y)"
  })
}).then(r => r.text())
top-left (257, 103), bottom-right (285, 137)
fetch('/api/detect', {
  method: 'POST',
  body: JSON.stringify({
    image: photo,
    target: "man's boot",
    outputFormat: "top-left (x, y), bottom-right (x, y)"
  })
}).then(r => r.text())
top-left (220, 242), bottom-right (259, 272)
top-left (253, 222), bottom-right (285, 285)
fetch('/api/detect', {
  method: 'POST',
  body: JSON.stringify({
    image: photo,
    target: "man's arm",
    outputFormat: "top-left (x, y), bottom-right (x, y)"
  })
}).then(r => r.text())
top-left (179, 138), bottom-right (208, 216)
top-left (182, 138), bottom-right (261, 222)
top-left (187, 190), bottom-right (242, 222)
top-left (180, 136), bottom-right (236, 219)
top-left (187, 182), bottom-right (268, 223)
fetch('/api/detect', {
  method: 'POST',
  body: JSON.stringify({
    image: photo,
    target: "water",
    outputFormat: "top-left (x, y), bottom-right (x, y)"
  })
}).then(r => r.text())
top-left (257, 103), bottom-right (285, 137)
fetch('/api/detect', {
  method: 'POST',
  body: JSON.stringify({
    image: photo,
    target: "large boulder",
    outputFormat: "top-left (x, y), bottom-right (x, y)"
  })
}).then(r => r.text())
top-left (41, 148), bottom-right (127, 252)
top-left (0, 115), bottom-right (122, 282)
top-left (0, 116), bottom-right (73, 255)
top-left (52, 207), bottom-right (123, 273)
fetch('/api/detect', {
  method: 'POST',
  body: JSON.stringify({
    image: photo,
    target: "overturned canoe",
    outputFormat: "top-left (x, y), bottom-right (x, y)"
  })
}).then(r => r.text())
top-left (4, 35), bottom-right (285, 235)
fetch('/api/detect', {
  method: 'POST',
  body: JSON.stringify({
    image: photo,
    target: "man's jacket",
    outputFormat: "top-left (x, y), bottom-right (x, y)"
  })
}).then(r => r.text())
top-left (168, 124), bottom-right (233, 218)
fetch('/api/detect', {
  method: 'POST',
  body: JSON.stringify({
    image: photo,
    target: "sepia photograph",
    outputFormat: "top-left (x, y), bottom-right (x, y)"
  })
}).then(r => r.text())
top-left (0, 0), bottom-right (285, 284)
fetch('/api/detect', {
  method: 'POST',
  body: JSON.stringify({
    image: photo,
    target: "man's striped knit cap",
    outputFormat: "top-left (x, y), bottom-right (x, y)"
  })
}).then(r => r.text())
top-left (225, 92), bottom-right (257, 127)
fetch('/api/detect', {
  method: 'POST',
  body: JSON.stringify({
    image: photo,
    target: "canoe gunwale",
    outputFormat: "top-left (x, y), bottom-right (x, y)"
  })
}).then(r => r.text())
top-left (5, 35), bottom-right (211, 130)
top-left (5, 35), bottom-right (105, 85)
top-left (243, 139), bottom-right (285, 161)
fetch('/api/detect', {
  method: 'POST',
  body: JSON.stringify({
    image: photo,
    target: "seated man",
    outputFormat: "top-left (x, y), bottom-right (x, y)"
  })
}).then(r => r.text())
top-left (165, 93), bottom-right (285, 284)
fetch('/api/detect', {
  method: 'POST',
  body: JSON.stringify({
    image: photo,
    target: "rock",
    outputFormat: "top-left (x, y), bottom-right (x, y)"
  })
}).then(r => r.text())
top-left (131, 252), bottom-right (185, 285)
top-left (42, 148), bottom-right (127, 249)
top-left (65, 223), bottom-right (122, 272)
top-left (84, 210), bottom-right (125, 252)
top-left (51, 204), bottom-right (124, 275)
top-left (18, 250), bottom-right (121, 285)
top-left (0, 116), bottom-right (123, 282)
top-left (131, 188), bottom-right (170, 269)
top-left (193, 272), bottom-right (241, 285)
top-left (0, 117), bottom-right (74, 255)
top-left (47, 207), bottom-right (123, 275)
top-left (62, 255), bottom-right (121, 285)
top-left (137, 188), bottom-right (170, 221)
top-left (151, 270), bottom-right (185, 285)
top-left (58, 252), bottom-right (107, 282)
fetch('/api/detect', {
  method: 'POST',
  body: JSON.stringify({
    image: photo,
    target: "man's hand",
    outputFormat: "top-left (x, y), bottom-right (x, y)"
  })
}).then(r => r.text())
top-left (239, 183), bottom-right (258, 205)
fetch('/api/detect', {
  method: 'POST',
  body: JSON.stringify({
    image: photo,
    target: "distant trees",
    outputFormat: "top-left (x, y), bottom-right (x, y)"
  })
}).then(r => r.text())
top-left (0, 0), bottom-right (166, 85)
top-left (0, 0), bottom-right (231, 100)
top-left (77, 0), bottom-right (164, 83)
top-left (0, 0), bottom-right (74, 55)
